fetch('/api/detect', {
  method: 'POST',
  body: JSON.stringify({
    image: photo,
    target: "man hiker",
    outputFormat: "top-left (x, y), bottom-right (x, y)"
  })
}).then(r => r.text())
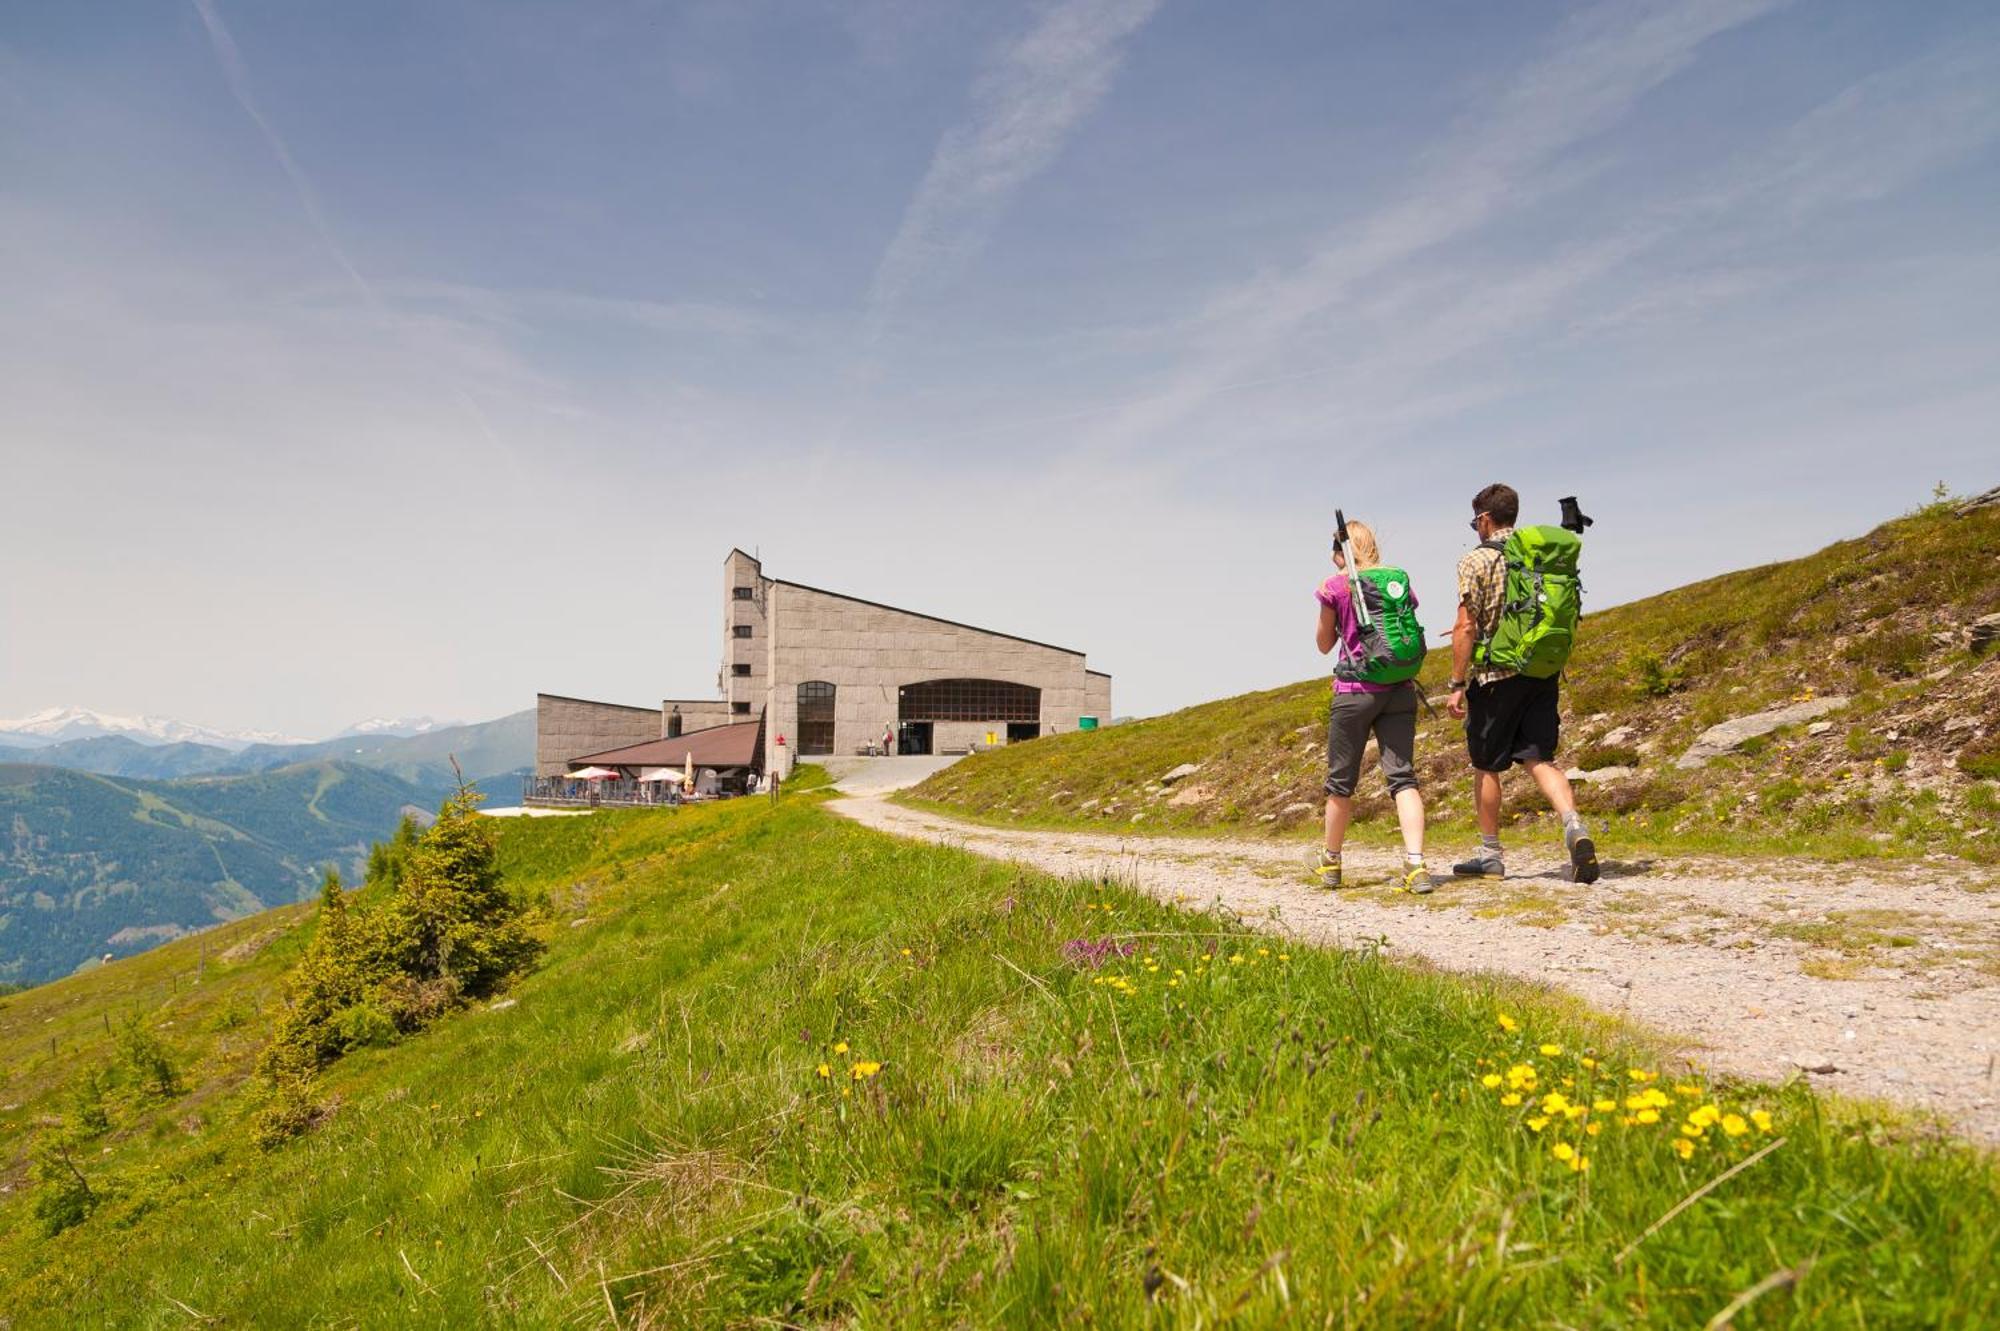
top-left (1445, 483), bottom-right (1600, 884)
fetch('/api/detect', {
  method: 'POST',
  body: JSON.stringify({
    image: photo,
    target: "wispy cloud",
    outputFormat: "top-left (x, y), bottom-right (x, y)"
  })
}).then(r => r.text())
top-left (864, 0), bottom-right (1162, 340)
top-left (1081, 0), bottom-right (1794, 451)
top-left (190, 0), bottom-right (516, 448)
top-left (190, 0), bottom-right (370, 300)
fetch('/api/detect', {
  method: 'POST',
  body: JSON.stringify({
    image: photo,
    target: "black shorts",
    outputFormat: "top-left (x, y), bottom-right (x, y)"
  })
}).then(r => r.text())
top-left (1465, 674), bottom-right (1561, 773)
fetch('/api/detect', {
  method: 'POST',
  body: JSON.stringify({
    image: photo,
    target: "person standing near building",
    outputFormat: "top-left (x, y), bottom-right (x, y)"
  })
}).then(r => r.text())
top-left (1307, 520), bottom-right (1436, 894)
top-left (882, 724), bottom-right (894, 757)
top-left (1444, 483), bottom-right (1599, 883)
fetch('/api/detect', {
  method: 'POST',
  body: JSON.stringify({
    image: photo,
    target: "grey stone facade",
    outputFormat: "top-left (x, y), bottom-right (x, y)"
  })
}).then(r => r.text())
top-left (536, 549), bottom-right (1111, 776)
top-left (535, 694), bottom-right (664, 777)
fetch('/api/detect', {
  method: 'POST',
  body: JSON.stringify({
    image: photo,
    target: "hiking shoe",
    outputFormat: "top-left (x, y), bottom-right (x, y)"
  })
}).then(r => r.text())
top-left (1400, 865), bottom-right (1437, 895)
top-left (1566, 827), bottom-right (1600, 885)
top-left (1307, 850), bottom-right (1344, 889)
top-left (1451, 850), bottom-right (1504, 879)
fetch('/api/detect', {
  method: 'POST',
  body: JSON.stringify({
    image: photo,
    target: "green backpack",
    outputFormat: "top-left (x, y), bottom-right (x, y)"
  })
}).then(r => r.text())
top-left (1475, 527), bottom-right (1583, 679)
top-left (1334, 566), bottom-right (1427, 686)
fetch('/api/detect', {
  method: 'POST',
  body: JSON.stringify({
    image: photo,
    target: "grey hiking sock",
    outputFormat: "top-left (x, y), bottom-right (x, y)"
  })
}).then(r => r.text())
top-left (1480, 834), bottom-right (1503, 854)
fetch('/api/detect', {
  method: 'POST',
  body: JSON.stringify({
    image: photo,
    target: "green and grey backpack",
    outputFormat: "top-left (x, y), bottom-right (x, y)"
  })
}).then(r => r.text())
top-left (1475, 527), bottom-right (1583, 678)
top-left (1334, 566), bottom-right (1427, 686)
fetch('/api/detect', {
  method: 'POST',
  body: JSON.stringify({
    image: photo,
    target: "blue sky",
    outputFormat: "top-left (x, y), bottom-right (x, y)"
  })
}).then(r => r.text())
top-left (3, 0), bottom-right (1996, 738)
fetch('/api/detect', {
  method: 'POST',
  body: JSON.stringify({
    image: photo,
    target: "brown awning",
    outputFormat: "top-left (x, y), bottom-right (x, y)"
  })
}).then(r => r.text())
top-left (570, 719), bottom-right (763, 771)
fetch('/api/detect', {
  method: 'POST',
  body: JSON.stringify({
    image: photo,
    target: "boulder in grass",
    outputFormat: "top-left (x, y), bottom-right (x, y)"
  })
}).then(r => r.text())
top-left (1675, 696), bottom-right (1850, 769)
top-left (1159, 763), bottom-right (1202, 785)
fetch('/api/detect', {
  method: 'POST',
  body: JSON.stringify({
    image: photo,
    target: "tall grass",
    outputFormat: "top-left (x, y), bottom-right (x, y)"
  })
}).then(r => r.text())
top-left (2, 795), bottom-right (1993, 1326)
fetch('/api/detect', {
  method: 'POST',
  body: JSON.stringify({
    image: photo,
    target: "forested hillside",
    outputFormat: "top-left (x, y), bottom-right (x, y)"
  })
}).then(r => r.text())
top-left (0, 762), bottom-right (425, 986)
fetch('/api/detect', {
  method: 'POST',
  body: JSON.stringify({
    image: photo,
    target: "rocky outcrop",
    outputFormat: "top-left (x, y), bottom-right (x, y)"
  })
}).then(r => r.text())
top-left (1952, 484), bottom-right (2000, 516)
top-left (1675, 697), bottom-right (1850, 769)
top-left (1158, 763), bottom-right (1202, 785)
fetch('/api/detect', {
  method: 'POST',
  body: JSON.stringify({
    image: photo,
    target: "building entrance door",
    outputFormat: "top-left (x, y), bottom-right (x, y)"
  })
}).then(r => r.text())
top-left (1006, 722), bottom-right (1040, 744)
top-left (898, 722), bottom-right (933, 755)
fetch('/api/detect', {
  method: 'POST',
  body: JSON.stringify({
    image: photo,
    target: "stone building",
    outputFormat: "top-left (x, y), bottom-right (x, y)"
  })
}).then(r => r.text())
top-left (536, 549), bottom-right (1111, 777)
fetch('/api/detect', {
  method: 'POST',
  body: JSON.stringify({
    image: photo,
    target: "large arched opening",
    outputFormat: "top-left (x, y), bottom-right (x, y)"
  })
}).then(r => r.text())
top-left (896, 678), bottom-right (1041, 754)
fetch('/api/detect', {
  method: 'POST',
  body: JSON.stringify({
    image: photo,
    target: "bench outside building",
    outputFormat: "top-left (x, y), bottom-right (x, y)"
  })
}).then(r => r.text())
top-left (532, 550), bottom-right (1111, 796)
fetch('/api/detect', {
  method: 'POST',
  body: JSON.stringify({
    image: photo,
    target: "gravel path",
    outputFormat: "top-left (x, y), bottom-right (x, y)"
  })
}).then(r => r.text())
top-left (834, 797), bottom-right (2000, 1144)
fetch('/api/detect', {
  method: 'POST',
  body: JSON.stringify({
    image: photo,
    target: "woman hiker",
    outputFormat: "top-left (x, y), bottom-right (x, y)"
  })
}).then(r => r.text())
top-left (1308, 520), bottom-right (1437, 894)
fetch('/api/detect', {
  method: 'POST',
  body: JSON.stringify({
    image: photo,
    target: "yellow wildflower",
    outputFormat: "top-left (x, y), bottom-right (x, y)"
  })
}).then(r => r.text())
top-left (1540, 1043), bottom-right (1562, 1057)
top-left (815, 1063), bottom-right (831, 1079)
top-left (1580, 1056), bottom-right (1598, 1069)
top-left (900, 948), bottom-right (912, 957)
top-left (1673, 1137), bottom-right (1695, 1160)
top-left (1527, 1116), bottom-right (1550, 1132)
top-left (1563, 1105), bottom-right (1586, 1121)
top-left (1721, 1113), bottom-right (1749, 1138)
top-left (850, 1060), bottom-right (882, 1080)
top-left (1551, 1142), bottom-right (1575, 1162)
top-left (1680, 1122), bottom-right (1704, 1138)
top-left (1500, 1093), bottom-right (1523, 1107)
top-left (1497, 1012), bottom-right (1519, 1033)
top-left (1675, 1083), bottom-right (1702, 1098)
top-left (1540, 1092), bottom-right (1570, 1114)
top-left (1482, 1074), bottom-right (1504, 1090)
top-left (832, 1041), bottom-right (849, 1054)
top-left (1690, 1103), bottom-right (1722, 1128)
top-left (1635, 1109), bottom-right (1661, 1125)
top-left (1569, 1154), bottom-right (1590, 1174)
top-left (1592, 1099), bottom-right (1618, 1113)
top-left (1230, 953), bottom-right (1245, 965)
top-left (1750, 1109), bottom-right (1774, 1133)
top-left (1585, 1122), bottom-right (1603, 1137)
top-left (1643, 1088), bottom-right (1672, 1109)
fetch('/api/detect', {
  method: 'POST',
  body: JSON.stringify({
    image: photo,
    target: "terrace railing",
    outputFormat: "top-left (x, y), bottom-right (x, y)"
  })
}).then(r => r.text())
top-left (521, 776), bottom-right (687, 809)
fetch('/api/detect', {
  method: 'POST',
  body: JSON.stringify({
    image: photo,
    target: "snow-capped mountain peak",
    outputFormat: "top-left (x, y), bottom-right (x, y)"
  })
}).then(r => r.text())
top-left (333, 716), bottom-right (456, 739)
top-left (0, 706), bottom-right (307, 752)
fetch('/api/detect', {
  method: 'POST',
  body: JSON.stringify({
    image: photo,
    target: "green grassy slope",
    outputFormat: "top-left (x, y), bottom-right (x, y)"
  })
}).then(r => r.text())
top-left (911, 500), bottom-right (2000, 862)
top-left (0, 760), bottom-right (427, 985)
top-left (2, 793), bottom-right (1993, 1326)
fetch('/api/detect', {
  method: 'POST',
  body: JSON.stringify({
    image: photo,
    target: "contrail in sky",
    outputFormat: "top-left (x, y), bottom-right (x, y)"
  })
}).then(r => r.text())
top-left (190, 0), bottom-right (372, 300)
top-left (189, 0), bottom-right (505, 450)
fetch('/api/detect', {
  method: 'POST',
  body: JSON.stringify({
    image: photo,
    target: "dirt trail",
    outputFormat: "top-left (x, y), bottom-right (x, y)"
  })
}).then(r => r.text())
top-left (834, 796), bottom-right (2000, 1144)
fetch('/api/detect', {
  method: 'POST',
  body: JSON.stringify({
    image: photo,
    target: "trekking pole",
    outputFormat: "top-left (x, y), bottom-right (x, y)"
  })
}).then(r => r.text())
top-left (1334, 508), bottom-right (1372, 628)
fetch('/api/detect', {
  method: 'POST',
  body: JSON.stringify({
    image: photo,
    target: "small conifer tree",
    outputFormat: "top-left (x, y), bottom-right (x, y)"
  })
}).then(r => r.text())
top-left (115, 1018), bottom-right (182, 1099)
top-left (378, 782), bottom-right (539, 997)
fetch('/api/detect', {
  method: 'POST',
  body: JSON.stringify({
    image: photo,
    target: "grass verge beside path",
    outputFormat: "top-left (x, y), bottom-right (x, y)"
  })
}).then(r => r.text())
top-left (3, 795), bottom-right (1994, 1326)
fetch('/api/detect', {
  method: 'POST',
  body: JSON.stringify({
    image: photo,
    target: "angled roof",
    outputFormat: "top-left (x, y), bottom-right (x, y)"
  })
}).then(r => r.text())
top-left (571, 719), bottom-right (763, 770)
top-left (770, 577), bottom-right (1086, 658)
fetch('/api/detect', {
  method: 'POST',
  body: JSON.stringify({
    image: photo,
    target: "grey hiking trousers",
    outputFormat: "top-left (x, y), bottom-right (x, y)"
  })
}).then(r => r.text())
top-left (1323, 684), bottom-right (1419, 799)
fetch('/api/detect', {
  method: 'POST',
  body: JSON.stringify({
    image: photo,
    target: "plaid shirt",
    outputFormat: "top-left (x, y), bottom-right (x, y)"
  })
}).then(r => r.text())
top-left (1456, 528), bottom-right (1514, 684)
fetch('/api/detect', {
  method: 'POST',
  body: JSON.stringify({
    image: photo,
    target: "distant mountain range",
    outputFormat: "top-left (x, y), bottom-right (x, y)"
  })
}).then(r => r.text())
top-left (0, 706), bottom-right (306, 751)
top-left (0, 710), bottom-right (539, 986)
top-left (0, 761), bottom-right (425, 986)
top-left (0, 710), bottom-right (534, 789)
top-left (331, 716), bottom-right (460, 739)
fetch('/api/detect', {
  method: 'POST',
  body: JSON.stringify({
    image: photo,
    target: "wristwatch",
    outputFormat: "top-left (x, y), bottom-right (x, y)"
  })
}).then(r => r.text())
top-left (1448, 679), bottom-right (1468, 691)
